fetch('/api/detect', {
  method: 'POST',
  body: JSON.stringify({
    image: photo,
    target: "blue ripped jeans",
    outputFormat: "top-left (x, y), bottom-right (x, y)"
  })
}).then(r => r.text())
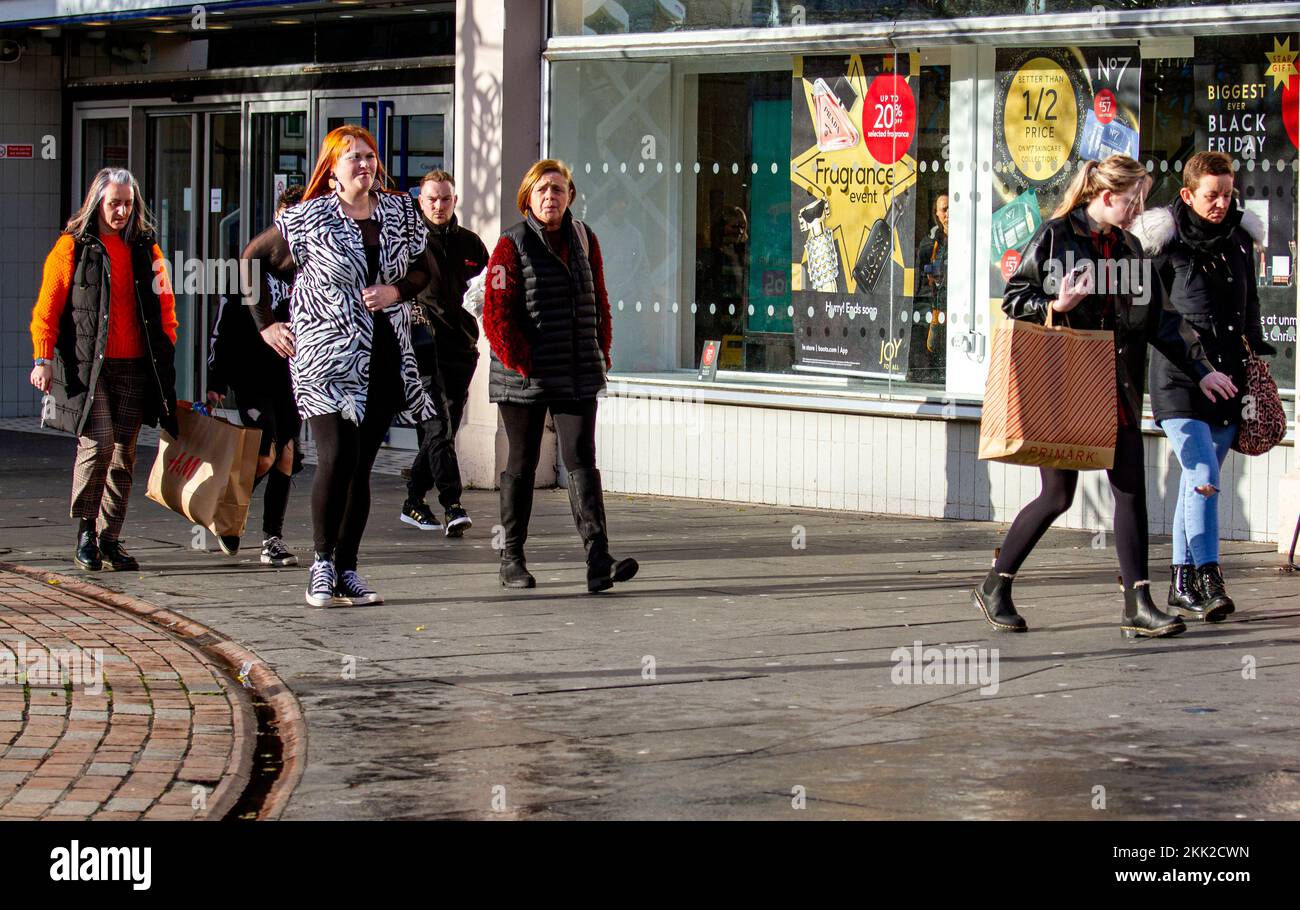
top-left (1162, 417), bottom-right (1237, 566)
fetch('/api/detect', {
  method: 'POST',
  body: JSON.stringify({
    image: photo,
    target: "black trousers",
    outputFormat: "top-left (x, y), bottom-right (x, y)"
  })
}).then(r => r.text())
top-left (407, 346), bottom-right (477, 509)
top-left (993, 425), bottom-right (1148, 586)
top-left (307, 318), bottom-right (404, 571)
top-left (498, 399), bottom-right (599, 481)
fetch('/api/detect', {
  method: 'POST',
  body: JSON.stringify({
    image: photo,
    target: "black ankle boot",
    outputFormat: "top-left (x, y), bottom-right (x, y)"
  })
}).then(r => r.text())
top-left (74, 529), bottom-right (101, 572)
top-left (1121, 580), bottom-right (1186, 639)
top-left (98, 537), bottom-right (139, 572)
top-left (971, 567), bottom-right (1027, 632)
top-left (498, 472), bottom-right (535, 589)
top-left (1194, 563), bottom-right (1234, 622)
top-left (1167, 564), bottom-right (1207, 617)
top-left (567, 468), bottom-right (638, 594)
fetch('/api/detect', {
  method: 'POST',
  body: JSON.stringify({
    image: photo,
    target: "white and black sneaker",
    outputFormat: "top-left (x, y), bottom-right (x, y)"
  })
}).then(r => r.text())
top-left (305, 556), bottom-right (339, 607)
top-left (443, 504), bottom-right (472, 538)
top-left (335, 569), bottom-right (384, 606)
top-left (400, 498), bottom-right (441, 531)
top-left (261, 536), bottom-right (298, 567)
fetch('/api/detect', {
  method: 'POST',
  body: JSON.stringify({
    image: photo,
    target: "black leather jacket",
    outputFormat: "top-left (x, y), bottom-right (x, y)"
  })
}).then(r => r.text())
top-left (1003, 206), bottom-right (1213, 422)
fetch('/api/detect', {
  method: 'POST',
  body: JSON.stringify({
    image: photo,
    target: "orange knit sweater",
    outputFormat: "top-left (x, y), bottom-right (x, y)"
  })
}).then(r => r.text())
top-left (30, 233), bottom-right (179, 361)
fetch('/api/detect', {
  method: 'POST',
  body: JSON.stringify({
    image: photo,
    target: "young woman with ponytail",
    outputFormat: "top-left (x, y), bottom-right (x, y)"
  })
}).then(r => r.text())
top-left (971, 155), bottom-right (1237, 639)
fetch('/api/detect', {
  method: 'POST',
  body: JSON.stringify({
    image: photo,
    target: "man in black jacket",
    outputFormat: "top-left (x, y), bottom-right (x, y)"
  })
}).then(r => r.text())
top-left (400, 170), bottom-right (489, 537)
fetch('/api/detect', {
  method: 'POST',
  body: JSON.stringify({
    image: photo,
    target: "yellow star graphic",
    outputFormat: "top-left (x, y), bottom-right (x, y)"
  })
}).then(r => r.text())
top-left (1267, 36), bottom-right (1298, 91)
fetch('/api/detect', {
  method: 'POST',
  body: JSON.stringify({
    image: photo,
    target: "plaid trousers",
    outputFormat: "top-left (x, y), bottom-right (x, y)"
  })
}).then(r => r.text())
top-left (69, 358), bottom-right (147, 541)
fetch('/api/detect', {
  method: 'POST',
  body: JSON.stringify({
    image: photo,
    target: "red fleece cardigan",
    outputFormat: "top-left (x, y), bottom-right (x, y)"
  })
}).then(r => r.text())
top-left (482, 225), bottom-right (613, 377)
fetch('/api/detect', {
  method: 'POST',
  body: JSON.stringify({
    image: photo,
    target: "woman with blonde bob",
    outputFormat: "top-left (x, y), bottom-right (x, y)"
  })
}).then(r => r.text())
top-left (971, 154), bottom-right (1236, 639)
top-left (483, 159), bottom-right (638, 593)
top-left (243, 125), bottom-right (437, 607)
top-left (30, 167), bottom-right (179, 573)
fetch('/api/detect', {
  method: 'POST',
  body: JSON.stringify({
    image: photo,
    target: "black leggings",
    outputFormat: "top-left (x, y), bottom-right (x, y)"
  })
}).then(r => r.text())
top-left (994, 426), bottom-right (1148, 586)
top-left (307, 319), bottom-right (404, 571)
top-left (499, 399), bottom-right (598, 480)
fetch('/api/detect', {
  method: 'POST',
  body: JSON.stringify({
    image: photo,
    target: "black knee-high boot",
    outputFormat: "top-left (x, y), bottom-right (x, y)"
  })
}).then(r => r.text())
top-left (566, 468), bottom-right (638, 594)
top-left (498, 471), bottom-right (536, 589)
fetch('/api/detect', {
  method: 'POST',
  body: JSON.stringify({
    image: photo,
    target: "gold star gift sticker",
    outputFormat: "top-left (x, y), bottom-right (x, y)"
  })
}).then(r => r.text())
top-left (1267, 36), bottom-right (1298, 91)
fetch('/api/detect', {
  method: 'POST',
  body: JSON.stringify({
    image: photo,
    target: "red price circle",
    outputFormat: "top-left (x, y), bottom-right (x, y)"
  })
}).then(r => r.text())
top-left (862, 74), bottom-right (916, 165)
top-left (1093, 89), bottom-right (1117, 125)
top-left (1000, 249), bottom-right (1022, 281)
top-left (702, 346), bottom-right (715, 366)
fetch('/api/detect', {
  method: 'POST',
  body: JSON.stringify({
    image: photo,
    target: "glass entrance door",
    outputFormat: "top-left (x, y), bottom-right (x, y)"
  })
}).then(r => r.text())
top-left (147, 114), bottom-right (198, 402)
top-left (202, 111), bottom-right (243, 401)
top-left (146, 110), bottom-right (242, 403)
top-left (317, 92), bottom-right (452, 194)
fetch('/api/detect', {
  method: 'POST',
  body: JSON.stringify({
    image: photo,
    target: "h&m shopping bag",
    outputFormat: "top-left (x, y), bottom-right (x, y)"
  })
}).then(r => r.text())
top-left (147, 401), bottom-right (261, 539)
top-left (978, 308), bottom-right (1118, 471)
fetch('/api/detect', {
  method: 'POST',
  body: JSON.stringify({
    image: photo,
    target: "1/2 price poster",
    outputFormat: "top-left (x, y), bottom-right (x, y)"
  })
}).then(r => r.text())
top-left (790, 53), bottom-right (920, 379)
top-left (991, 46), bottom-right (1141, 299)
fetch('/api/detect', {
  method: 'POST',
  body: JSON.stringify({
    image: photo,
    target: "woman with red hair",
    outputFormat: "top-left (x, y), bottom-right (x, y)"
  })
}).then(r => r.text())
top-left (242, 126), bottom-right (437, 607)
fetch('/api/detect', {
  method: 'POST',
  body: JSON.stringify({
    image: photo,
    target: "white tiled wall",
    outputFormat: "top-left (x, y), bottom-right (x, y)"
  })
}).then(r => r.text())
top-left (596, 395), bottom-right (1292, 542)
top-left (0, 38), bottom-right (61, 420)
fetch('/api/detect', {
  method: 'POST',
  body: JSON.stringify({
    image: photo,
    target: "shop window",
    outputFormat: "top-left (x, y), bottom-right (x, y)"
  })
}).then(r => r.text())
top-left (987, 35), bottom-right (1299, 403)
top-left (549, 56), bottom-right (952, 395)
top-left (552, 0), bottom-right (1226, 37)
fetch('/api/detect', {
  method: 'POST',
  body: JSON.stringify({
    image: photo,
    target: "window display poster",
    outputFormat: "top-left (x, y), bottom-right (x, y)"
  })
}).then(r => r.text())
top-left (1194, 34), bottom-right (1299, 391)
top-left (790, 53), bottom-right (921, 379)
top-left (991, 46), bottom-right (1141, 299)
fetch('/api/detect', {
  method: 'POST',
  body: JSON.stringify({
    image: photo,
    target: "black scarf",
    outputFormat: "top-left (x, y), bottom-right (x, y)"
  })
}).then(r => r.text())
top-left (1173, 195), bottom-right (1240, 253)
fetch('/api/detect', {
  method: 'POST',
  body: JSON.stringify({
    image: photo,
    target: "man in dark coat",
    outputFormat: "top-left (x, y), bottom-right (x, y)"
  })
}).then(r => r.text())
top-left (399, 170), bottom-right (489, 537)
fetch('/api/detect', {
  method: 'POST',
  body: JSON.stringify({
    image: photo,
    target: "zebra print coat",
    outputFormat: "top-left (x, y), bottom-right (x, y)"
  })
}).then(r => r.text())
top-left (274, 191), bottom-right (437, 425)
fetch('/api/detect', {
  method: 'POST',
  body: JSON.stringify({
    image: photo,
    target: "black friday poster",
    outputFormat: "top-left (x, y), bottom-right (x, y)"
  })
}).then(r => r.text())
top-left (790, 53), bottom-right (920, 379)
top-left (990, 46), bottom-right (1142, 300)
top-left (1193, 34), bottom-right (1300, 390)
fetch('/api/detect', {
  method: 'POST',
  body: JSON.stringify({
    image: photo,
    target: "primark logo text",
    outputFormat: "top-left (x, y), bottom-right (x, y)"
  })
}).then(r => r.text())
top-left (50, 841), bottom-right (151, 891)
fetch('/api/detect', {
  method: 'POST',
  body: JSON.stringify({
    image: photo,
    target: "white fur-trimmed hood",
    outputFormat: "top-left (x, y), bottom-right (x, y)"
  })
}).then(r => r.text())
top-left (1129, 207), bottom-right (1176, 255)
top-left (1130, 203), bottom-right (1266, 255)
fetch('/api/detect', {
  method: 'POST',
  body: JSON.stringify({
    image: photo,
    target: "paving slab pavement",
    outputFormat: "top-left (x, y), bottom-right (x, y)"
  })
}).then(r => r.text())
top-left (1, 428), bottom-right (1297, 820)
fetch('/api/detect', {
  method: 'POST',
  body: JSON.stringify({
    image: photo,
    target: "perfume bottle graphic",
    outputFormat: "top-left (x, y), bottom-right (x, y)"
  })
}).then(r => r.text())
top-left (812, 77), bottom-right (859, 152)
top-left (853, 206), bottom-right (900, 294)
top-left (800, 198), bottom-right (841, 293)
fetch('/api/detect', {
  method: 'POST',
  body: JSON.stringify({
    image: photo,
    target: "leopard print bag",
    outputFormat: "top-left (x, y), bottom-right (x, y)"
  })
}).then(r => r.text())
top-left (1233, 337), bottom-right (1287, 456)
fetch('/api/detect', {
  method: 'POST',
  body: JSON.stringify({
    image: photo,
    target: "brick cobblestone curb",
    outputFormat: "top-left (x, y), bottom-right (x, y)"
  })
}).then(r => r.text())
top-left (0, 562), bottom-right (305, 820)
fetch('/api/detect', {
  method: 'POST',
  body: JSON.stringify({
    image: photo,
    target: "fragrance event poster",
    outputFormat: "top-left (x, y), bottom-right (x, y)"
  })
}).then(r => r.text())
top-left (1194, 34), bottom-right (1300, 390)
top-left (990, 46), bottom-right (1142, 300)
top-left (791, 53), bottom-right (920, 379)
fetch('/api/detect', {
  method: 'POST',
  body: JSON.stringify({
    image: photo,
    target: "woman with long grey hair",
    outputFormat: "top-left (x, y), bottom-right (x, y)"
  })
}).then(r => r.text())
top-left (29, 167), bottom-right (179, 573)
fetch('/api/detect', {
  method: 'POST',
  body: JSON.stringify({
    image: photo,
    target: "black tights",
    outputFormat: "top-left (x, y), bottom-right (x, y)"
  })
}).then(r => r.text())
top-left (499, 399), bottom-right (598, 480)
top-left (994, 426), bottom-right (1148, 586)
top-left (307, 320), bottom-right (403, 571)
